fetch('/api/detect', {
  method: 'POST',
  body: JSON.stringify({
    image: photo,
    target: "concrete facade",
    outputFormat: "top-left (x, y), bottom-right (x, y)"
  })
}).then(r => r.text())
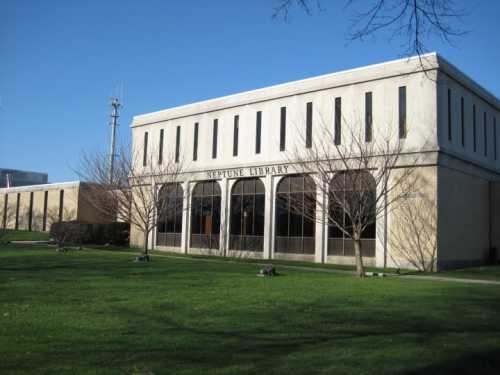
top-left (0, 181), bottom-right (107, 232)
top-left (128, 53), bottom-right (500, 270)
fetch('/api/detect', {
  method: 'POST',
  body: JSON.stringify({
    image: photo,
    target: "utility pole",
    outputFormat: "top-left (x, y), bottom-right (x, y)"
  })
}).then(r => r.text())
top-left (108, 97), bottom-right (121, 183)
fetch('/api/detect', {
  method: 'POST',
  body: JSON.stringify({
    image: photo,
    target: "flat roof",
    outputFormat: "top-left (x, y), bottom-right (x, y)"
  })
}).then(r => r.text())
top-left (132, 53), bottom-right (500, 127)
top-left (0, 181), bottom-right (81, 194)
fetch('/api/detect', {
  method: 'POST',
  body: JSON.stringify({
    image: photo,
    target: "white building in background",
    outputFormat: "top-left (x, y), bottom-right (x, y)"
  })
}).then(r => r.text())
top-left (129, 53), bottom-right (500, 270)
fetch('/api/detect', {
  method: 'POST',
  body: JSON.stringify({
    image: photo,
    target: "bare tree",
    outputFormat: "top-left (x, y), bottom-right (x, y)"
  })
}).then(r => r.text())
top-left (388, 181), bottom-right (437, 271)
top-left (77, 145), bottom-right (185, 259)
top-left (273, 0), bottom-right (466, 59)
top-left (287, 117), bottom-right (418, 277)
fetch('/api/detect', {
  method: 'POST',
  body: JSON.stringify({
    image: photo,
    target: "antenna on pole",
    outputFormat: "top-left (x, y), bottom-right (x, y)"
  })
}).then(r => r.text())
top-left (108, 97), bottom-right (121, 183)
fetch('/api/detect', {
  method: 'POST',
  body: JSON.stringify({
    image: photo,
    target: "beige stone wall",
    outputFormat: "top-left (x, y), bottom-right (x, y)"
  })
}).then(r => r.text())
top-left (437, 167), bottom-right (490, 267)
top-left (6, 193), bottom-right (19, 229)
top-left (130, 223), bottom-right (145, 249)
top-left (31, 191), bottom-right (46, 231)
top-left (386, 166), bottom-right (438, 271)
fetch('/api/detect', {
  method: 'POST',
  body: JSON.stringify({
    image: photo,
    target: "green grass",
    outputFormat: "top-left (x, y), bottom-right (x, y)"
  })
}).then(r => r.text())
top-left (438, 264), bottom-right (500, 281)
top-left (1, 244), bottom-right (500, 375)
top-left (1, 229), bottom-right (51, 242)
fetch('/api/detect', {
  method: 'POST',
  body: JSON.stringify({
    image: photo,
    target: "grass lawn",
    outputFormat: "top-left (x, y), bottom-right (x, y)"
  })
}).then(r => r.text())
top-left (1, 229), bottom-right (51, 242)
top-left (1, 245), bottom-right (500, 374)
top-left (438, 264), bottom-right (500, 281)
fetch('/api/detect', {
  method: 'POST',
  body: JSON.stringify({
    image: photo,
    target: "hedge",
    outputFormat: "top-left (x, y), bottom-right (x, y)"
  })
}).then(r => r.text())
top-left (50, 221), bottom-right (130, 246)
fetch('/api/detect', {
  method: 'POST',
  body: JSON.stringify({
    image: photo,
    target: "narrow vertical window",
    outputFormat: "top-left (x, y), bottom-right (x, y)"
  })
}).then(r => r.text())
top-left (175, 126), bottom-right (181, 163)
top-left (28, 192), bottom-right (34, 231)
top-left (143, 132), bottom-right (148, 167)
top-left (365, 92), bottom-right (373, 142)
top-left (306, 102), bottom-right (313, 148)
top-left (256, 111), bottom-right (262, 154)
top-left (15, 193), bottom-right (20, 229)
top-left (280, 107), bottom-right (286, 151)
top-left (334, 97), bottom-right (341, 145)
top-left (193, 123), bottom-right (199, 161)
top-left (233, 115), bottom-right (239, 157)
top-left (42, 191), bottom-right (48, 231)
top-left (473, 104), bottom-right (477, 152)
top-left (399, 86), bottom-right (407, 139)
top-left (484, 112), bottom-right (488, 157)
top-left (158, 129), bottom-right (164, 164)
top-left (59, 190), bottom-right (64, 222)
top-left (2, 194), bottom-right (8, 229)
top-left (461, 97), bottom-right (465, 147)
top-left (212, 119), bottom-right (218, 159)
top-left (447, 89), bottom-right (452, 141)
top-left (494, 117), bottom-right (497, 161)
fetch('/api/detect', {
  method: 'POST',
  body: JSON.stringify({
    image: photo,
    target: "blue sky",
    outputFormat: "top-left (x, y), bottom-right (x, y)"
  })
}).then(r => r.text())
top-left (1, 0), bottom-right (499, 182)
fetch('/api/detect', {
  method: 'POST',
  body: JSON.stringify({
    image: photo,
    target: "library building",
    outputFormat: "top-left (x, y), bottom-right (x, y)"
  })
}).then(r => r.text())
top-left (129, 53), bottom-right (500, 270)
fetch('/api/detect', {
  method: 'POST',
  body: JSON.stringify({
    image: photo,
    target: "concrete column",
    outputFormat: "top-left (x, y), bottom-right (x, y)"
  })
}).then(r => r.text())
top-left (181, 180), bottom-right (191, 254)
top-left (262, 175), bottom-right (273, 259)
top-left (218, 178), bottom-right (229, 256)
top-left (314, 181), bottom-right (327, 263)
top-left (375, 182), bottom-right (388, 268)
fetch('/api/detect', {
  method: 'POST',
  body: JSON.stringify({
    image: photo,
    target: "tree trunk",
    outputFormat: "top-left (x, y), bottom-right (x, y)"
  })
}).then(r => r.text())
top-left (353, 237), bottom-right (365, 278)
top-left (143, 229), bottom-right (149, 256)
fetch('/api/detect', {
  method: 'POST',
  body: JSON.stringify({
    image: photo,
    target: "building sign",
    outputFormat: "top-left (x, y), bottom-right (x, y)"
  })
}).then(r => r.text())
top-left (206, 164), bottom-right (290, 179)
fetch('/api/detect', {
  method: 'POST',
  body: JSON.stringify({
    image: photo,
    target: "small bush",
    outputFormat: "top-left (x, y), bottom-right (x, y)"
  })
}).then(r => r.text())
top-left (50, 221), bottom-right (129, 246)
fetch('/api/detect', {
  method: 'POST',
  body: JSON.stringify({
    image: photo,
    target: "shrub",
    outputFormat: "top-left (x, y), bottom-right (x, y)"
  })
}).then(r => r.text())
top-left (50, 221), bottom-right (129, 246)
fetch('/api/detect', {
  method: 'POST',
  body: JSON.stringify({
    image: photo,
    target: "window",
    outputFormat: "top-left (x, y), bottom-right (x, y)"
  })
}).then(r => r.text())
top-left (59, 190), bottom-right (64, 222)
top-left (306, 102), bottom-right (313, 148)
top-left (193, 123), bottom-right (199, 161)
top-left (494, 117), bottom-right (497, 161)
top-left (190, 181), bottom-right (221, 250)
top-left (2, 194), bottom-right (8, 229)
top-left (229, 178), bottom-right (265, 252)
top-left (473, 104), bottom-right (477, 152)
top-left (28, 192), bottom-right (34, 231)
top-left (233, 115), bottom-right (239, 157)
top-left (42, 191), bottom-right (48, 231)
top-left (365, 92), bottom-right (373, 142)
top-left (461, 97), bottom-right (465, 147)
top-left (143, 132), bottom-right (148, 167)
top-left (158, 129), bottom-right (164, 164)
top-left (328, 171), bottom-right (376, 257)
top-left (399, 86), bottom-right (407, 139)
top-left (157, 183), bottom-right (183, 247)
top-left (175, 126), bottom-right (181, 163)
top-left (212, 119), bottom-right (218, 159)
top-left (447, 89), bottom-right (452, 141)
top-left (484, 112), bottom-right (488, 157)
top-left (275, 175), bottom-right (316, 254)
top-left (256, 111), bottom-right (262, 154)
top-left (280, 107), bottom-right (286, 151)
top-left (15, 193), bottom-right (20, 230)
top-left (334, 97), bottom-right (342, 145)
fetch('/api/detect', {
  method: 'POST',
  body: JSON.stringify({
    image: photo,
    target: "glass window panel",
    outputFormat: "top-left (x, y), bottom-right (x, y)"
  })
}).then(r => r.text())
top-left (212, 196), bottom-right (221, 234)
top-left (232, 180), bottom-right (243, 195)
top-left (254, 194), bottom-right (265, 236)
top-left (242, 195), bottom-right (254, 235)
top-left (213, 181), bottom-right (221, 196)
top-left (230, 195), bottom-right (242, 235)
top-left (290, 176), bottom-right (303, 192)
top-left (276, 194), bottom-right (289, 236)
top-left (255, 179), bottom-right (265, 194)
top-left (191, 197), bottom-right (201, 234)
top-left (277, 177), bottom-right (290, 193)
top-left (289, 193), bottom-right (303, 236)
